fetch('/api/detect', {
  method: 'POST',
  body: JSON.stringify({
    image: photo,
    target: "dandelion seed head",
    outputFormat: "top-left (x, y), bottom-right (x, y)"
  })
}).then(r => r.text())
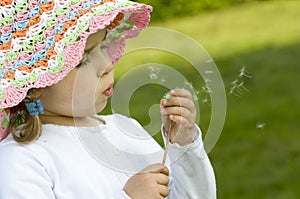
top-left (163, 92), bottom-right (172, 99)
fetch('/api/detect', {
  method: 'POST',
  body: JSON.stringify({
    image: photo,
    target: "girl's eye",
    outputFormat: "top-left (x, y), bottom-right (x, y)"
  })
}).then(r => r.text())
top-left (82, 57), bottom-right (91, 66)
top-left (79, 56), bottom-right (91, 67)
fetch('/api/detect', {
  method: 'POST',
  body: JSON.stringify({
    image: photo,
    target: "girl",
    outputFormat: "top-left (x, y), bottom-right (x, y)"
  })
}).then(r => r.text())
top-left (0, 0), bottom-right (216, 198)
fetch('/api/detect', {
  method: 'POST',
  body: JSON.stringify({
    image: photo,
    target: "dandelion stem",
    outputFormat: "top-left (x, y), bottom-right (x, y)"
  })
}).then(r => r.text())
top-left (162, 121), bottom-right (172, 165)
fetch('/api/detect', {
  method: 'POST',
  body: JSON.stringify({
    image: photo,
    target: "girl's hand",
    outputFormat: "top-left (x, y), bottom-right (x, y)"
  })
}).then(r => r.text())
top-left (160, 89), bottom-right (197, 146)
top-left (123, 163), bottom-right (169, 199)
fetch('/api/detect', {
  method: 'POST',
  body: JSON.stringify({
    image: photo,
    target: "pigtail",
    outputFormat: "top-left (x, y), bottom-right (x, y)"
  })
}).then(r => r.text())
top-left (9, 89), bottom-right (43, 144)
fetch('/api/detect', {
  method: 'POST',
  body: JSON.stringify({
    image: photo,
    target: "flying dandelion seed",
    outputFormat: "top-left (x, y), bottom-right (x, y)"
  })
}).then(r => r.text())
top-left (204, 70), bottom-right (213, 83)
top-left (194, 89), bottom-right (200, 96)
top-left (183, 81), bottom-right (199, 101)
top-left (163, 92), bottom-right (172, 99)
top-left (184, 80), bottom-right (193, 90)
top-left (229, 80), bottom-right (241, 96)
top-left (256, 122), bottom-right (266, 129)
top-left (202, 97), bottom-right (209, 104)
top-left (237, 82), bottom-right (249, 92)
top-left (204, 79), bottom-right (212, 83)
top-left (229, 86), bottom-right (238, 96)
top-left (239, 66), bottom-right (252, 79)
top-left (229, 66), bottom-right (252, 97)
top-left (205, 70), bottom-right (214, 74)
top-left (196, 84), bottom-right (212, 105)
top-left (204, 59), bottom-right (214, 63)
top-left (148, 66), bottom-right (161, 80)
top-left (230, 83), bottom-right (246, 97)
top-left (202, 85), bottom-right (213, 94)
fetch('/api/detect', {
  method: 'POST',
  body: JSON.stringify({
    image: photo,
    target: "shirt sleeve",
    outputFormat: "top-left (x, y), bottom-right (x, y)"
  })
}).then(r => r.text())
top-left (0, 140), bottom-right (55, 199)
top-left (164, 125), bottom-right (217, 199)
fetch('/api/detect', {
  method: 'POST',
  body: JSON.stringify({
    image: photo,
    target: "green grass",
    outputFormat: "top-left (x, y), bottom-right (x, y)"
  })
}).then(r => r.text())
top-left (102, 0), bottom-right (300, 198)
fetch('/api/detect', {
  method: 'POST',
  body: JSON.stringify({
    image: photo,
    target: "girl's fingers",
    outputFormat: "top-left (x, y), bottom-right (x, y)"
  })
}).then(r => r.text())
top-left (160, 89), bottom-right (197, 131)
top-left (169, 114), bottom-right (190, 126)
top-left (169, 89), bottom-right (193, 99)
top-left (161, 97), bottom-right (195, 113)
top-left (155, 173), bottom-right (170, 186)
top-left (158, 184), bottom-right (170, 197)
top-left (161, 106), bottom-right (192, 120)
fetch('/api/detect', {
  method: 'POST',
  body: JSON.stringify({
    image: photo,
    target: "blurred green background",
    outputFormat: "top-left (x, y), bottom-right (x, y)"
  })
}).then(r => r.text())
top-left (102, 0), bottom-right (300, 198)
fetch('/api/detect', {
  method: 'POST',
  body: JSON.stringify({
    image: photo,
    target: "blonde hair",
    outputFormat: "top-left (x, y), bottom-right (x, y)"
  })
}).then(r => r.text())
top-left (8, 89), bottom-right (42, 144)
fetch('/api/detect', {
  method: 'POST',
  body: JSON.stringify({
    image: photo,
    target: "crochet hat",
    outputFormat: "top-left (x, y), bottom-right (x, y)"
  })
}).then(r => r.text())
top-left (0, 0), bottom-right (152, 140)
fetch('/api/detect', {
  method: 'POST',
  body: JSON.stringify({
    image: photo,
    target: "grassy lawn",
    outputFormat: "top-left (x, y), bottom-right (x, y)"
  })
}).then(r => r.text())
top-left (102, 0), bottom-right (300, 198)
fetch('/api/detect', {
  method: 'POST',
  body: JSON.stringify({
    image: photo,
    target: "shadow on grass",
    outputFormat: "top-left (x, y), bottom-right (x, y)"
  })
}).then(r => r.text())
top-left (210, 42), bottom-right (300, 199)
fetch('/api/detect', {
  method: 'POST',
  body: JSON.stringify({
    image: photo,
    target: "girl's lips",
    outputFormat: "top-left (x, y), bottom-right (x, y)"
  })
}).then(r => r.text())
top-left (103, 84), bottom-right (114, 96)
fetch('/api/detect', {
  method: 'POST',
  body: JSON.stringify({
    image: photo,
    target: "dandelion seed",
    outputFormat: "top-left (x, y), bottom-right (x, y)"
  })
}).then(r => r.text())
top-left (148, 66), bottom-right (161, 80)
top-left (237, 81), bottom-right (249, 92)
top-left (229, 88), bottom-right (241, 97)
top-left (203, 70), bottom-right (214, 84)
top-left (163, 92), bottom-right (172, 99)
top-left (204, 78), bottom-right (212, 83)
top-left (192, 94), bottom-right (198, 101)
top-left (229, 86), bottom-right (238, 96)
top-left (235, 87), bottom-right (244, 96)
top-left (202, 85), bottom-right (213, 93)
top-left (205, 70), bottom-right (214, 74)
top-left (183, 81), bottom-right (199, 101)
top-left (202, 98), bottom-right (209, 104)
top-left (231, 79), bottom-right (239, 86)
top-left (256, 122), bottom-right (266, 129)
top-left (239, 66), bottom-right (252, 79)
top-left (229, 66), bottom-right (252, 97)
top-left (205, 59), bottom-right (214, 63)
top-left (194, 89), bottom-right (200, 96)
top-left (149, 73), bottom-right (158, 80)
top-left (184, 80), bottom-right (194, 90)
top-left (229, 79), bottom-right (249, 96)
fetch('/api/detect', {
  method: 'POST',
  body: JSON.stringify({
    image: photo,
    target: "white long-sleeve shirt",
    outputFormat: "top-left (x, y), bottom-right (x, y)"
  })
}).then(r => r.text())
top-left (0, 114), bottom-right (216, 198)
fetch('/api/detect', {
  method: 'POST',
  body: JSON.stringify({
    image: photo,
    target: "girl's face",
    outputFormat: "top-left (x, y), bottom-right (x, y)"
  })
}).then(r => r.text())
top-left (40, 30), bottom-right (114, 118)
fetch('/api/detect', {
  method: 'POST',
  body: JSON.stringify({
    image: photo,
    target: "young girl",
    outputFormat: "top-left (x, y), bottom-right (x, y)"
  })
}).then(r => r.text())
top-left (0, 0), bottom-right (216, 198)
